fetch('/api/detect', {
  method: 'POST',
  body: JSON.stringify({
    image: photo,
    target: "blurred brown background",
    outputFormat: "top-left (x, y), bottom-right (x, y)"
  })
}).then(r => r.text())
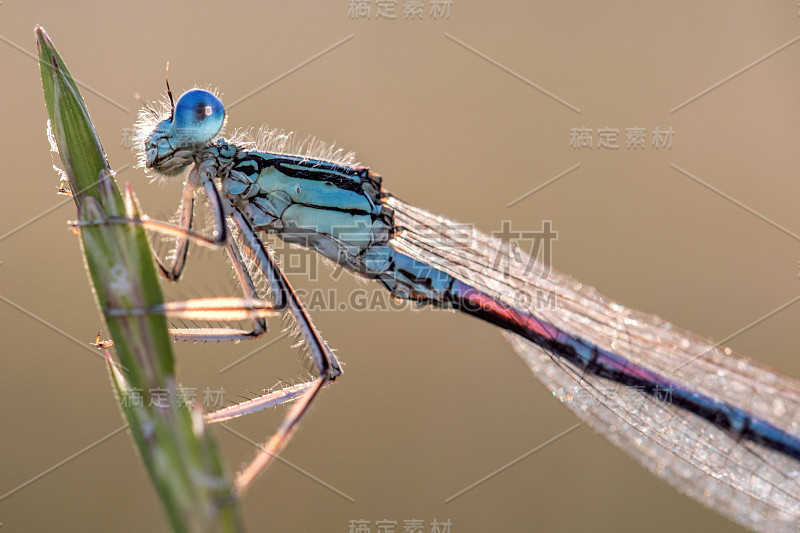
top-left (3, 2), bottom-right (800, 531)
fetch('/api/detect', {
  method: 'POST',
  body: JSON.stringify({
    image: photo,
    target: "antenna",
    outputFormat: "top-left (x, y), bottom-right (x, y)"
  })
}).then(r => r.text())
top-left (165, 62), bottom-right (175, 117)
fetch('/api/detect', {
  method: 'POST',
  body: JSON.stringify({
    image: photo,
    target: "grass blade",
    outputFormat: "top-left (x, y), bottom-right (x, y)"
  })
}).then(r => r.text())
top-left (35, 25), bottom-right (243, 533)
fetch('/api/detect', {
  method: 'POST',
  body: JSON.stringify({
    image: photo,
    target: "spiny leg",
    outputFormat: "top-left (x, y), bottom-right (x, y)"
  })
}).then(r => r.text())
top-left (166, 231), bottom-right (270, 342)
top-left (205, 381), bottom-right (317, 423)
top-left (150, 173), bottom-right (268, 340)
top-left (102, 296), bottom-right (279, 342)
top-left (152, 176), bottom-right (196, 281)
top-left (226, 209), bottom-right (340, 493)
top-left (156, 172), bottom-right (268, 341)
top-left (230, 209), bottom-right (340, 380)
top-left (234, 376), bottom-right (326, 496)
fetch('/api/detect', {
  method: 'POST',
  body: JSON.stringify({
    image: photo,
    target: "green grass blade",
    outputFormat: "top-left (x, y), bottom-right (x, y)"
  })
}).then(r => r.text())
top-left (35, 25), bottom-right (243, 533)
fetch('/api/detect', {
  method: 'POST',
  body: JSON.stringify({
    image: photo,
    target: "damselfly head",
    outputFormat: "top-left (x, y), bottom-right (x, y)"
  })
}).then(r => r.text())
top-left (134, 88), bottom-right (226, 176)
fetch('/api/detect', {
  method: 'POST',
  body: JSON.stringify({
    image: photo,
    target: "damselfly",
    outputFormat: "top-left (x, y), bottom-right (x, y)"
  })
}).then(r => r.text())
top-left (80, 84), bottom-right (800, 532)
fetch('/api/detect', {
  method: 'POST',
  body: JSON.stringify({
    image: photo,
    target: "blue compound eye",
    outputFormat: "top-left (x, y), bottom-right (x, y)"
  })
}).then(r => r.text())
top-left (172, 88), bottom-right (225, 144)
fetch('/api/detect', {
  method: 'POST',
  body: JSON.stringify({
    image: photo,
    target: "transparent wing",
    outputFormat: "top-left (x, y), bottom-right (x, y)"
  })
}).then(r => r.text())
top-left (386, 195), bottom-right (800, 532)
